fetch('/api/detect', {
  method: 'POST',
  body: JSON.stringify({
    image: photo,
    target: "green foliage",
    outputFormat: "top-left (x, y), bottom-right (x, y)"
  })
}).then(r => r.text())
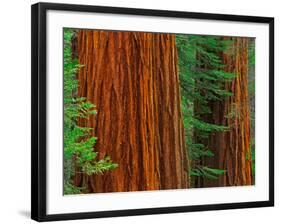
top-left (64, 182), bottom-right (85, 195)
top-left (82, 156), bottom-right (118, 176)
top-left (248, 38), bottom-right (255, 178)
top-left (190, 166), bottom-right (226, 180)
top-left (63, 28), bottom-right (118, 194)
top-left (250, 138), bottom-right (255, 174)
top-left (176, 35), bottom-right (234, 183)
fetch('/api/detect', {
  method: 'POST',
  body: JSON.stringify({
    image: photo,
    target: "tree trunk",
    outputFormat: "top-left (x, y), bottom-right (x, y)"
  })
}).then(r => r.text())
top-left (73, 30), bottom-right (189, 193)
top-left (201, 37), bottom-right (253, 187)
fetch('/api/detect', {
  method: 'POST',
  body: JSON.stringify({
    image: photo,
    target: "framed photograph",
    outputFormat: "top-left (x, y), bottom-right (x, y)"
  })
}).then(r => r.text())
top-left (31, 2), bottom-right (274, 222)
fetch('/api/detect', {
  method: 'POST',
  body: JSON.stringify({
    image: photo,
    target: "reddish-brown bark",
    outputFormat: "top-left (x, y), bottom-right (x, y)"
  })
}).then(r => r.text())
top-left (199, 37), bottom-right (253, 187)
top-left (73, 30), bottom-right (189, 193)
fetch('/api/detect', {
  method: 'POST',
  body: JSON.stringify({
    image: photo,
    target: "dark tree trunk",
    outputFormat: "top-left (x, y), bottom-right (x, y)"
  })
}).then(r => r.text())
top-left (201, 37), bottom-right (253, 187)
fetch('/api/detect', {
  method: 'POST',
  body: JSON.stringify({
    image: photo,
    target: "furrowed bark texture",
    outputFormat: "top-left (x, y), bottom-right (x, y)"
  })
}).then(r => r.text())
top-left (74, 30), bottom-right (189, 193)
top-left (200, 37), bottom-right (253, 187)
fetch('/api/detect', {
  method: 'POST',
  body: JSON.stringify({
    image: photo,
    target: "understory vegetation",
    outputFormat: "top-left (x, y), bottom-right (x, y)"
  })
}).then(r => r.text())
top-left (176, 35), bottom-right (255, 186)
top-left (63, 28), bottom-right (255, 193)
top-left (63, 29), bottom-right (117, 194)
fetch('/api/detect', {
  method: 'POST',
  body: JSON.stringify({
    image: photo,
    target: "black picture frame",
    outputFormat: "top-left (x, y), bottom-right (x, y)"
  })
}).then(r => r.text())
top-left (31, 2), bottom-right (274, 222)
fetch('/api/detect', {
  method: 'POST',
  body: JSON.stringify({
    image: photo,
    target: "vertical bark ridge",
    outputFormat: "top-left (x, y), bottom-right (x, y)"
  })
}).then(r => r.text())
top-left (201, 37), bottom-right (252, 187)
top-left (74, 30), bottom-right (189, 193)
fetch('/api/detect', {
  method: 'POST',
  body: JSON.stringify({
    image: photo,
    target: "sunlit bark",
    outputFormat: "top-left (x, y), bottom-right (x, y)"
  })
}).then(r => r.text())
top-left (73, 30), bottom-right (189, 192)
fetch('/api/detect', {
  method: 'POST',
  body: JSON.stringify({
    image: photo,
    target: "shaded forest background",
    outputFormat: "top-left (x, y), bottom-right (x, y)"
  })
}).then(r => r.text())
top-left (63, 28), bottom-right (255, 194)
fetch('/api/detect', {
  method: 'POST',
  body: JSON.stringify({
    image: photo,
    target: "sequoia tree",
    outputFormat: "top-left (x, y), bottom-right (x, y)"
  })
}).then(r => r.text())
top-left (200, 37), bottom-right (253, 187)
top-left (73, 30), bottom-right (189, 193)
top-left (177, 35), bottom-right (234, 187)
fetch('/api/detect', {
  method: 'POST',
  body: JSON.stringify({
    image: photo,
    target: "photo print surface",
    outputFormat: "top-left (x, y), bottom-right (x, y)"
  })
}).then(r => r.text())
top-left (63, 28), bottom-right (255, 195)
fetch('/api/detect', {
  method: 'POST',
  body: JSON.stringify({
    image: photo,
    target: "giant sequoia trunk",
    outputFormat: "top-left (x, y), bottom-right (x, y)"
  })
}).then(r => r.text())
top-left (73, 30), bottom-right (189, 193)
top-left (200, 37), bottom-right (253, 187)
